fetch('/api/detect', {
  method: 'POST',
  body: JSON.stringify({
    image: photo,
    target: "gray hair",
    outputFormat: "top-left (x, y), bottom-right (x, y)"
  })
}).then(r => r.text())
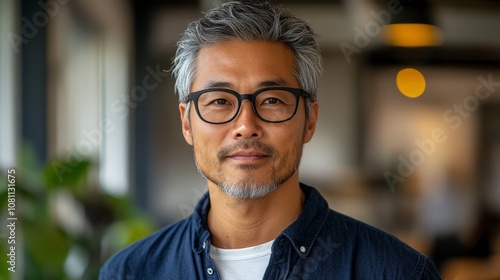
top-left (172, 1), bottom-right (322, 104)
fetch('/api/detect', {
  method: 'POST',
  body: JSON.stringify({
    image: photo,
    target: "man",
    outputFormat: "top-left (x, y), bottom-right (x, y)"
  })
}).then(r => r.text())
top-left (100, 1), bottom-right (441, 279)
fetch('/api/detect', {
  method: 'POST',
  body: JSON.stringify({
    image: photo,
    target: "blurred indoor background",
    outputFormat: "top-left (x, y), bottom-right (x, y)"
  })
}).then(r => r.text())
top-left (1, 0), bottom-right (499, 279)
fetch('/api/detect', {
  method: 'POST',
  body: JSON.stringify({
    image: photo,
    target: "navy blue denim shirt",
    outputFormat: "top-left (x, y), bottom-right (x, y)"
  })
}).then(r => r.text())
top-left (100, 183), bottom-right (441, 279)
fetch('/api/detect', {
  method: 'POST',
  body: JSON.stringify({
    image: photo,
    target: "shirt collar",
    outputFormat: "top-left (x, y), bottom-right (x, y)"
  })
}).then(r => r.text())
top-left (190, 183), bottom-right (330, 257)
top-left (280, 183), bottom-right (330, 258)
top-left (191, 191), bottom-right (211, 254)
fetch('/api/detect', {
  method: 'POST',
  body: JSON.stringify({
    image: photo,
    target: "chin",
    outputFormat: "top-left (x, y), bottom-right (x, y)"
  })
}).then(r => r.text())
top-left (217, 181), bottom-right (280, 200)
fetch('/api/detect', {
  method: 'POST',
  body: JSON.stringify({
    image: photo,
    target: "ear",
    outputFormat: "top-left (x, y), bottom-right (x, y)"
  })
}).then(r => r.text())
top-left (179, 103), bottom-right (193, 146)
top-left (303, 101), bottom-right (319, 143)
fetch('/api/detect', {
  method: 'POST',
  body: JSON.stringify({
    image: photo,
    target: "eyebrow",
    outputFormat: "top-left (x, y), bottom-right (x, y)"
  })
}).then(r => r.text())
top-left (202, 79), bottom-right (289, 90)
top-left (258, 79), bottom-right (288, 87)
top-left (203, 81), bottom-right (232, 89)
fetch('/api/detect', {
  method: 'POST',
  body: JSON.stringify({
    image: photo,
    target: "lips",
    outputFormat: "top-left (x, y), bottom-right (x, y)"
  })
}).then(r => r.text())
top-left (217, 140), bottom-right (276, 162)
top-left (226, 150), bottom-right (269, 161)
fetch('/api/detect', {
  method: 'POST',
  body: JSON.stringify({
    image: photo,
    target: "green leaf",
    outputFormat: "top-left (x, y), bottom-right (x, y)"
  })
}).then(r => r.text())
top-left (101, 217), bottom-right (155, 261)
top-left (23, 223), bottom-right (70, 279)
top-left (44, 160), bottom-right (91, 189)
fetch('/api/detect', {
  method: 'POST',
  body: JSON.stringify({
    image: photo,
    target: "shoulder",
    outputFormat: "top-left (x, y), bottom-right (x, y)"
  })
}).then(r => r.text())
top-left (323, 210), bottom-right (441, 279)
top-left (99, 216), bottom-right (194, 279)
top-left (326, 210), bottom-right (414, 252)
top-left (326, 209), bottom-right (407, 246)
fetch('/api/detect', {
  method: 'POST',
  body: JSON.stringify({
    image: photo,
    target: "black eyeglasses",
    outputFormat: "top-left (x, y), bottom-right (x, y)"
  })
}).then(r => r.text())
top-left (186, 87), bottom-right (311, 124)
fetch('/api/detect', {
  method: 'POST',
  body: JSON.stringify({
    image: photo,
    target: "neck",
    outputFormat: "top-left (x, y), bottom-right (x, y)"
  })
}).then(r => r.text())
top-left (207, 174), bottom-right (304, 249)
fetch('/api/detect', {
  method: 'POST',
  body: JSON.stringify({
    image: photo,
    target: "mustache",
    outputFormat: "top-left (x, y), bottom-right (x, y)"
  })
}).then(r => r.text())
top-left (217, 140), bottom-right (276, 160)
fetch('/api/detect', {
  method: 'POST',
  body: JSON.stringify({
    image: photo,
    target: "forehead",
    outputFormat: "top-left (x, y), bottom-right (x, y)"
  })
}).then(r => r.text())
top-left (192, 40), bottom-right (299, 91)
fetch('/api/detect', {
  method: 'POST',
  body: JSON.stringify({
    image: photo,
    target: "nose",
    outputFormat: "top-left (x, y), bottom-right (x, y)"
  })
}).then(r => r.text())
top-left (231, 100), bottom-right (262, 139)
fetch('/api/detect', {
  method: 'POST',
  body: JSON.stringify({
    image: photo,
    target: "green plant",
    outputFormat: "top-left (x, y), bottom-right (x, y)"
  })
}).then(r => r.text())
top-left (0, 144), bottom-right (156, 279)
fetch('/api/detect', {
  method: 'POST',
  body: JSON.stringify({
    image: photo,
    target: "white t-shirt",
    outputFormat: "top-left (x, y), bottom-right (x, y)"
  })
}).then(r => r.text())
top-left (209, 239), bottom-right (274, 280)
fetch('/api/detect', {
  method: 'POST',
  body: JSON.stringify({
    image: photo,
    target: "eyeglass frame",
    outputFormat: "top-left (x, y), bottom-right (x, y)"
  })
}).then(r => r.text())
top-left (185, 87), bottom-right (312, 124)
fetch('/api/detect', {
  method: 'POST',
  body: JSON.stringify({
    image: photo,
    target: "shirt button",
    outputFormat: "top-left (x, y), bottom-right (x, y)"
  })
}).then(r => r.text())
top-left (300, 246), bottom-right (306, 253)
top-left (202, 242), bottom-right (206, 249)
top-left (207, 268), bottom-right (214, 275)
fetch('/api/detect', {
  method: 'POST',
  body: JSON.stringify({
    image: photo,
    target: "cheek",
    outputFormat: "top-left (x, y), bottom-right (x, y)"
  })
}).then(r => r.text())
top-left (191, 138), bottom-right (213, 171)
top-left (272, 121), bottom-right (307, 142)
top-left (191, 126), bottom-right (223, 159)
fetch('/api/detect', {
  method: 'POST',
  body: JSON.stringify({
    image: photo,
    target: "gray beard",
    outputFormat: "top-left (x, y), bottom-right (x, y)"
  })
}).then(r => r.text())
top-left (192, 132), bottom-right (306, 200)
top-left (217, 180), bottom-right (280, 199)
top-left (194, 152), bottom-right (301, 200)
top-left (195, 160), bottom-right (295, 199)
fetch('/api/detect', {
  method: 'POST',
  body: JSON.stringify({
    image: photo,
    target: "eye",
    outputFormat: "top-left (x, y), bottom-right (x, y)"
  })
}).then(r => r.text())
top-left (198, 91), bottom-right (237, 110)
top-left (257, 90), bottom-right (294, 107)
top-left (263, 98), bottom-right (281, 105)
top-left (212, 99), bottom-right (229, 105)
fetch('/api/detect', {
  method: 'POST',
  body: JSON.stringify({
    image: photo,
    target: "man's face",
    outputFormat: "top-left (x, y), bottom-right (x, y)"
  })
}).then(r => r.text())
top-left (179, 40), bottom-right (318, 199)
